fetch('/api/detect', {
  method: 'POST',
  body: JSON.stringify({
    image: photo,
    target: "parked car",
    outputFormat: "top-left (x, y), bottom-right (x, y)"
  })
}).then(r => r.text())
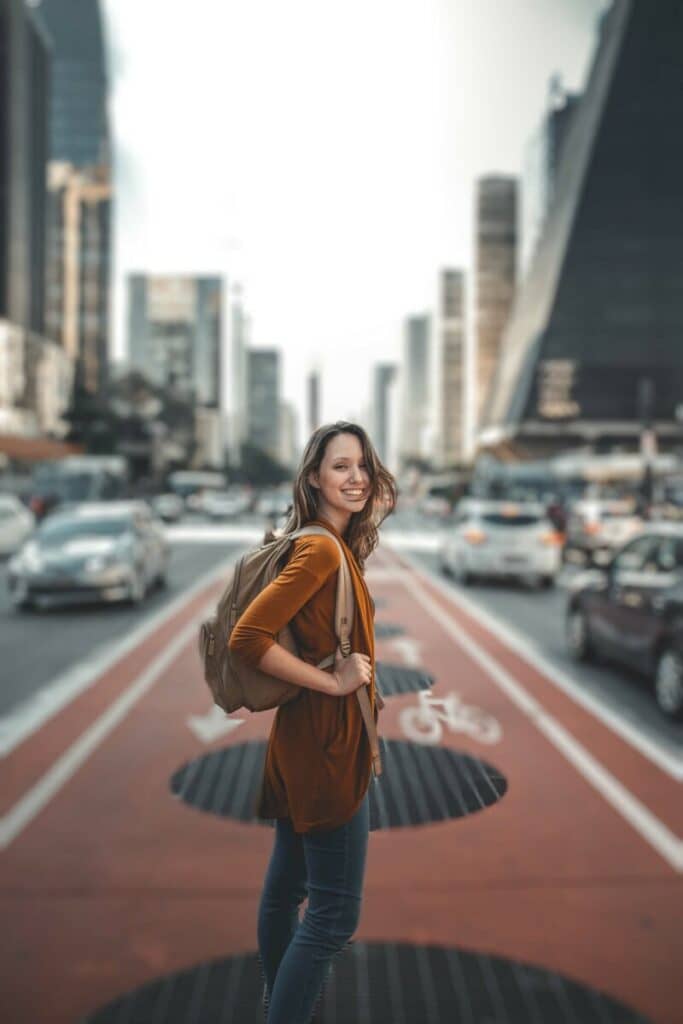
top-left (0, 495), bottom-right (35, 555)
top-left (566, 524), bottom-right (683, 719)
top-left (438, 500), bottom-right (563, 587)
top-left (150, 493), bottom-right (184, 523)
top-left (7, 501), bottom-right (169, 611)
top-left (564, 498), bottom-right (642, 566)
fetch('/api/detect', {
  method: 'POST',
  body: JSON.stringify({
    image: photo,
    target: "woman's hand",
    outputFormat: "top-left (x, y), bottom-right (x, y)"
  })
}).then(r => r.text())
top-left (333, 651), bottom-right (372, 695)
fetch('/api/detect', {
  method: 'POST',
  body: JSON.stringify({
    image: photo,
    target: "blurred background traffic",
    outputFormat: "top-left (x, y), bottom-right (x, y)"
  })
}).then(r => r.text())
top-left (1, 0), bottom-right (683, 734)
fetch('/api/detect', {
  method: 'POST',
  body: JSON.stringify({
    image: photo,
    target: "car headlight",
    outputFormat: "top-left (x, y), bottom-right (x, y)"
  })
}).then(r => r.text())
top-left (14, 543), bottom-right (43, 572)
top-left (85, 553), bottom-right (122, 574)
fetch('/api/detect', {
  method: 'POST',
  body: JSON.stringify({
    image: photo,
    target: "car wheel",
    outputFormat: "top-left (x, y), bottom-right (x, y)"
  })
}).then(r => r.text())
top-left (541, 574), bottom-right (556, 589)
top-left (566, 606), bottom-right (592, 662)
top-left (456, 563), bottom-right (473, 586)
top-left (654, 650), bottom-right (683, 720)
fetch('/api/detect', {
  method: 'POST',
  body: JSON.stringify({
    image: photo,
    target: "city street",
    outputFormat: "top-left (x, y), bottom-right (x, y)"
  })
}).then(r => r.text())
top-left (1, 523), bottom-right (681, 1023)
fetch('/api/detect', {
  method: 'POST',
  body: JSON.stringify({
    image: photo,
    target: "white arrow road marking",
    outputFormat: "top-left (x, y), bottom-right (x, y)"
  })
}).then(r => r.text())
top-left (187, 705), bottom-right (245, 744)
top-left (389, 636), bottom-right (422, 667)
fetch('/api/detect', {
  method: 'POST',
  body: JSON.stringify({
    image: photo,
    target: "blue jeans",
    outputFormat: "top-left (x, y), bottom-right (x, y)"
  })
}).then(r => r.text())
top-left (258, 794), bottom-right (370, 1023)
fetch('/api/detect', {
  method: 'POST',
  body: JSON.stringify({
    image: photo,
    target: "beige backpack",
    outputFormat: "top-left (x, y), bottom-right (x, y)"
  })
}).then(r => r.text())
top-left (198, 525), bottom-right (382, 775)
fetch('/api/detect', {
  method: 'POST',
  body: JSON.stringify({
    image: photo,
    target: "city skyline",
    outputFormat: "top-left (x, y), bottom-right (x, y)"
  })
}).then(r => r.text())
top-left (103, 0), bottom-right (606, 436)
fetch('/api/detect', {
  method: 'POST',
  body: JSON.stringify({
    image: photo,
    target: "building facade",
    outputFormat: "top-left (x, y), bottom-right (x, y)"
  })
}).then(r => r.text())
top-left (32, 0), bottom-right (110, 168)
top-left (247, 348), bottom-right (281, 461)
top-left (0, 0), bottom-right (74, 442)
top-left (226, 284), bottom-right (248, 465)
top-left (307, 370), bottom-right (320, 437)
top-left (127, 274), bottom-right (223, 409)
top-left (474, 176), bottom-right (518, 432)
top-left (520, 78), bottom-right (578, 282)
top-left (372, 362), bottom-right (398, 469)
top-left (435, 269), bottom-right (466, 467)
top-left (398, 314), bottom-right (430, 465)
top-left (481, 0), bottom-right (683, 457)
top-left (45, 162), bottom-right (112, 396)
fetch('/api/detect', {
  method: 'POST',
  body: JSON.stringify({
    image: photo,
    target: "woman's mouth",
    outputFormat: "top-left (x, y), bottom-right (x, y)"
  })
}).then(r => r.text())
top-left (342, 489), bottom-right (366, 500)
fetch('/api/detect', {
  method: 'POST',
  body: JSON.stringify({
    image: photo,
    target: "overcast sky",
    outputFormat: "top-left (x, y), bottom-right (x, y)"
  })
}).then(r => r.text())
top-left (103, 0), bottom-right (606, 434)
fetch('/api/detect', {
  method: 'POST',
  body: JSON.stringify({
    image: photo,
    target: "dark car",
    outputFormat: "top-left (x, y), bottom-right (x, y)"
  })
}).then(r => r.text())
top-left (565, 525), bottom-right (683, 719)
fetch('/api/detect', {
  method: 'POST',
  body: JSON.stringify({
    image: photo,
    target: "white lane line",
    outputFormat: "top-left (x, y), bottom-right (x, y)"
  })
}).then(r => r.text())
top-left (0, 605), bottom-right (212, 850)
top-left (0, 554), bottom-right (239, 757)
top-left (389, 547), bottom-right (683, 782)
top-left (393, 567), bottom-right (683, 873)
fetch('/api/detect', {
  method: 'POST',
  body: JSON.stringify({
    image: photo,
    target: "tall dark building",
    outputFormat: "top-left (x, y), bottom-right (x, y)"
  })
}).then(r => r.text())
top-left (0, 0), bottom-right (51, 335)
top-left (247, 349), bottom-right (281, 461)
top-left (31, 0), bottom-right (109, 168)
top-left (481, 0), bottom-right (683, 456)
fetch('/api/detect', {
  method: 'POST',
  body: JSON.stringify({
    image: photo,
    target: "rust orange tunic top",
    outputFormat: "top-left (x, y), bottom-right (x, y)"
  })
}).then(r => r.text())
top-left (228, 517), bottom-right (376, 833)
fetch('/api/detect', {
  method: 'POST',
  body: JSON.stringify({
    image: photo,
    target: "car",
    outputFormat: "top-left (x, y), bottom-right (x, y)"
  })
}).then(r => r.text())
top-left (26, 455), bottom-right (128, 520)
top-left (438, 500), bottom-right (563, 588)
top-left (6, 501), bottom-right (169, 611)
top-left (565, 524), bottom-right (683, 720)
top-left (202, 489), bottom-right (251, 520)
top-left (150, 492), bottom-right (185, 523)
top-left (564, 498), bottom-right (643, 566)
top-left (0, 495), bottom-right (35, 555)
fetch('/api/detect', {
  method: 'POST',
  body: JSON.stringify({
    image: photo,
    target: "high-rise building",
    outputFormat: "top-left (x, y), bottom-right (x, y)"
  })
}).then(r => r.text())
top-left (520, 77), bottom-right (578, 281)
top-left (226, 284), bottom-right (248, 465)
top-left (31, 0), bottom-right (110, 168)
top-left (481, 0), bottom-right (683, 456)
top-left (127, 274), bottom-right (223, 409)
top-left (0, 0), bottom-right (73, 441)
top-left (307, 370), bottom-right (321, 436)
top-left (434, 269), bottom-right (466, 467)
top-left (279, 401), bottom-right (298, 469)
top-left (372, 363), bottom-right (398, 468)
top-left (399, 314), bottom-right (430, 465)
top-left (45, 163), bottom-right (112, 396)
top-left (474, 176), bottom-right (518, 433)
top-left (247, 348), bottom-right (281, 461)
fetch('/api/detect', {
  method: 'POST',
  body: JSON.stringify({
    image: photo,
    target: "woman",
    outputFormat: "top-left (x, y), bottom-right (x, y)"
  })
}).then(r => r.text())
top-left (229, 420), bottom-right (397, 1023)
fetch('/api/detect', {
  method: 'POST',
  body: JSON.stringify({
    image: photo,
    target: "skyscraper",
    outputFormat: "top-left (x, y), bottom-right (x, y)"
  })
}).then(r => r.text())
top-left (399, 314), bottom-right (430, 465)
top-left (0, 0), bottom-right (73, 441)
top-left (307, 370), bottom-right (321, 436)
top-left (31, 0), bottom-right (110, 168)
top-left (45, 163), bottom-right (112, 395)
top-left (481, 0), bottom-right (683, 456)
top-left (520, 77), bottom-right (578, 281)
top-left (127, 274), bottom-right (223, 409)
top-left (474, 176), bottom-right (518, 432)
top-left (247, 348), bottom-right (281, 461)
top-left (372, 363), bottom-right (398, 468)
top-left (435, 269), bottom-right (466, 466)
top-left (226, 284), bottom-right (248, 465)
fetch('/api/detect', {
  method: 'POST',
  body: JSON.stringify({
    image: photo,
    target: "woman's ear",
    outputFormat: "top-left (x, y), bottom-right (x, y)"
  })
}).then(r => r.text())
top-left (308, 471), bottom-right (319, 490)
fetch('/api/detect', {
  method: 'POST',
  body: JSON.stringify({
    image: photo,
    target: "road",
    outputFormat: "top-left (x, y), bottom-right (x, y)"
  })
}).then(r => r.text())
top-left (1, 519), bottom-right (681, 1022)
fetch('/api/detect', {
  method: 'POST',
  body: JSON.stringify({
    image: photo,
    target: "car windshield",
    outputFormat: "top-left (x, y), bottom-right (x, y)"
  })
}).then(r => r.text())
top-left (32, 472), bottom-right (96, 501)
top-left (481, 513), bottom-right (542, 527)
top-left (38, 518), bottom-right (131, 546)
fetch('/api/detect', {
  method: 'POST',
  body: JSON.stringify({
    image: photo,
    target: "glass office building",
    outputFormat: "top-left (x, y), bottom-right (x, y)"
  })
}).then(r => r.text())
top-left (481, 0), bottom-right (683, 456)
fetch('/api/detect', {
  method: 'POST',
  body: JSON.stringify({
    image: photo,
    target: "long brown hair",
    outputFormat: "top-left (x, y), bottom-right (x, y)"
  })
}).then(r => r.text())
top-left (282, 421), bottom-right (397, 570)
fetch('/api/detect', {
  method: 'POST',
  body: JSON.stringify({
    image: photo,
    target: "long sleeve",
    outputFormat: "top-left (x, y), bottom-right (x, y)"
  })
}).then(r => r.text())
top-left (228, 535), bottom-right (341, 668)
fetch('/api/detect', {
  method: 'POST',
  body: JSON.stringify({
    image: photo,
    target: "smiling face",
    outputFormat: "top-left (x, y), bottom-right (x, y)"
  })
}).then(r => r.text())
top-left (309, 431), bottom-right (372, 533)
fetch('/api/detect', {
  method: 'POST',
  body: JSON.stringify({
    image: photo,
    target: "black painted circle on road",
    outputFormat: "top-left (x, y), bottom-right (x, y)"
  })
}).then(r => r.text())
top-left (375, 661), bottom-right (434, 696)
top-left (170, 739), bottom-right (507, 829)
top-left (82, 941), bottom-right (651, 1023)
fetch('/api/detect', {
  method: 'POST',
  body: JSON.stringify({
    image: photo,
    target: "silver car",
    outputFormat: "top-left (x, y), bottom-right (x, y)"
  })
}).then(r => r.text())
top-left (7, 502), bottom-right (169, 610)
top-left (439, 499), bottom-right (563, 588)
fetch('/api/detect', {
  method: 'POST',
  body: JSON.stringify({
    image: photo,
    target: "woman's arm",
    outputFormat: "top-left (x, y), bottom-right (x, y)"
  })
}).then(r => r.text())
top-left (257, 643), bottom-right (371, 696)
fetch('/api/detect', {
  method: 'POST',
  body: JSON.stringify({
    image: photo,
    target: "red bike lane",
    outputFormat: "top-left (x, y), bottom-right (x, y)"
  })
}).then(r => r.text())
top-left (1, 544), bottom-right (680, 1023)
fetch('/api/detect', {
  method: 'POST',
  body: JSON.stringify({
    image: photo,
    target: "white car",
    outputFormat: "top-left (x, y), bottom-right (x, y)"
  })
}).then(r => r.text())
top-left (202, 489), bottom-right (251, 520)
top-left (565, 499), bottom-right (643, 566)
top-left (439, 500), bottom-right (563, 588)
top-left (0, 495), bottom-right (35, 555)
top-left (7, 501), bottom-right (169, 610)
top-left (150, 493), bottom-right (184, 522)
